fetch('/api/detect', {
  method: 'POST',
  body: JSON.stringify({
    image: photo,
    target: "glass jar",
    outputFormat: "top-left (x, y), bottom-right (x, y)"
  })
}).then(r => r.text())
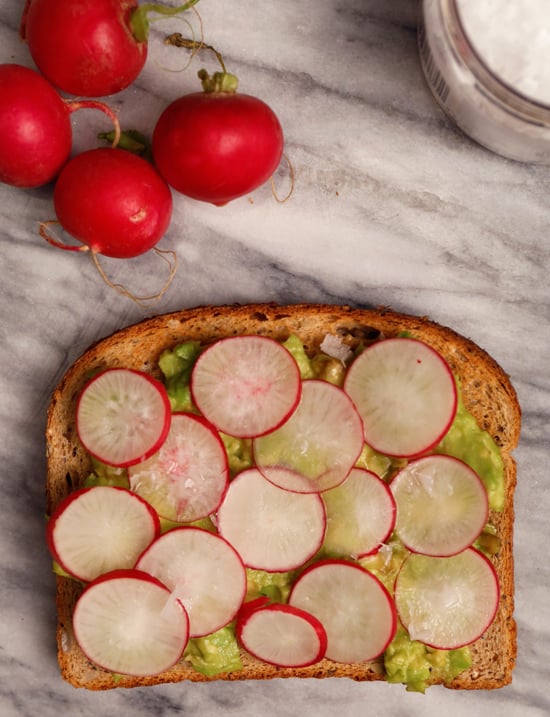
top-left (418, 0), bottom-right (550, 163)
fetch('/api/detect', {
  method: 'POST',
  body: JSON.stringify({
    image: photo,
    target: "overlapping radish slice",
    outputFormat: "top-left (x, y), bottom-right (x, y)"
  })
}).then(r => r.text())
top-left (236, 601), bottom-right (328, 668)
top-left (76, 368), bottom-right (171, 467)
top-left (216, 468), bottom-right (326, 572)
top-left (322, 468), bottom-right (396, 558)
top-left (289, 559), bottom-right (397, 663)
top-left (253, 380), bottom-right (364, 493)
top-left (390, 455), bottom-right (489, 556)
top-left (190, 336), bottom-right (302, 438)
top-left (343, 338), bottom-right (457, 458)
top-left (394, 548), bottom-right (499, 649)
top-left (73, 569), bottom-right (189, 677)
top-left (135, 527), bottom-right (247, 637)
top-left (46, 486), bottom-right (160, 582)
top-left (128, 412), bottom-right (229, 523)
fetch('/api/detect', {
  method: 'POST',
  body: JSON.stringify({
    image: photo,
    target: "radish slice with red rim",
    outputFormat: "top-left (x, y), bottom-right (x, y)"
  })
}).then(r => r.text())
top-left (394, 548), bottom-right (500, 649)
top-left (135, 527), bottom-right (247, 637)
top-left (253, 380), bottom-right (364, 494)
top-left (236, 602), bottom-right (327, 668)
top-left (322, 468), bottom-right (396, 558)
top-left (128, 412), bottom-right (229, 523)
top-left (343, 338), bottom-right (457, 458)
top-left (46, 486), bottom-right (160, 582)
top-left (76, 368), bottom-right (171, 467)
top-left (73, 569), bottom-right (189, 677)
top-left (289, 559), bottom-right (397, 663)
top-left (216, 468), bottom-right (326, 572)
top-left (390, 455), bottom-right (489, 557)
top-left (190, 336), bottom-right (302, 438)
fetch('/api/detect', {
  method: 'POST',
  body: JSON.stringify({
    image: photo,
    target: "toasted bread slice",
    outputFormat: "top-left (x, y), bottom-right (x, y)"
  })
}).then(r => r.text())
top-left (45, 303), bottom-right (520, 690)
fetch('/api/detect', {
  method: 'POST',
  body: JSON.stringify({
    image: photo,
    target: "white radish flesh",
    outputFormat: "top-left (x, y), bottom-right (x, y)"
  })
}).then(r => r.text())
top-left (73, 569), bottom-right (189, 676)
top-left (46, 486), bottom-right (160, 582)
top-left (344, 338), bottom-right (457, 458)
top-left (216, 468), bottom-right (326, 572)
top-left (190, 336), bottom-right (301, 438)
top-left (289, 559), bottom-right (397, 663)
top-left (390, 455), bottom-right (489, 556)
top-left (394, 548), bottom-right (500, 649)
top-left (128, 412), bottom-right (229, 523)
top-left (322, 468), bottom-right (396, 558)
top-left (76, 368), bottom-right (171, 467)
top-left (135, 527), bottom-right (247, 637)
top-left (253, 380), bottom-right (364, 493)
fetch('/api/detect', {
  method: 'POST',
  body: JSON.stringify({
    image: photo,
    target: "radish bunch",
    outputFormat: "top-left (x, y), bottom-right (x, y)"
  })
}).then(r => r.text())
top-left (46, 334), bottom-right (501, 677)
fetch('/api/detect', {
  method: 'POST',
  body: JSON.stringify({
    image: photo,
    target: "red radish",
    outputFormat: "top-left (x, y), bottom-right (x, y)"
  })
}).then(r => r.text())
top-left (236, 602), bottom-right (327, 668)
top-left (46, 486), bottom-right (160, 582)
top-left (190, 336), bottom-right (301, 438)
top-left (0, 63), bottom-right (120, 188)
top-left (44, 148), bottom-right (173, 259)
top-left (21, 0), bottom-right (200, 97)
top-left (76, 368), bottom-right (171, 467)
top-left (344, 338), bottom-right (457, 458)
top-left (289, 559), bottom-right (397, 663)
top-left (215, 468), bottom-right (326, 572)
top-left (394, 548), bottom-right (500, 649)
top-left (253, 380), bottom-right (364, 493)
top-left (322, 468), bottom-right (396, 558)
top-left (152, 70), bottom-right (284, 205)
top-left (136, 527), bottom-right (247, 637)
top-left (390, 455), bottom-right (489, 557)
top-left (73, 569), bottom-right (189, 676)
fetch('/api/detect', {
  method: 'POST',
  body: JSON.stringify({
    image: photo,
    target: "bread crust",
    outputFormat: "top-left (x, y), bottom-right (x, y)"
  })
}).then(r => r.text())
top-left (45, 303), bottom-right (520, 690)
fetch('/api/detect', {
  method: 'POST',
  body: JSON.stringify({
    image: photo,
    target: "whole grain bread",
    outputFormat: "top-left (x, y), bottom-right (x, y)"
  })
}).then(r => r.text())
top-left (45, 303), bottom-right (521, 690)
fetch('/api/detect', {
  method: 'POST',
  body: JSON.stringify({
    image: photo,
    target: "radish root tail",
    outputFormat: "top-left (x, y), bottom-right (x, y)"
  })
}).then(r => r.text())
top-left (39, 220), bottom-right (89, 252)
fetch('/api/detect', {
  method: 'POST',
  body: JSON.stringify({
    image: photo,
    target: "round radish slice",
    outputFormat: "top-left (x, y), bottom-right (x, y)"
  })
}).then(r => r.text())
top-left (289, 559), bottom-right (397, 663)
top-left (76, 368), bottom-right (171, 468)
top-left (322, 468), bottom-right (396, 558)
top-left (236, 602), bottom-right (327, 668)
top-left (135, 527), bottom-right (246, 637)
top-left (394, 548), bottom-right (499, 649)
top-left (190, 336), bottom-right (301, 438)
top-left (253, 380), bottom-right (364, 493)
top-left (390, 455), bottom-right (489, 557)
top-left (73, 569), bottom-right (189, 677)
top-left (128, 412), bottom-right (229, 523)
top-left (343, 338), bottom-right (457, 458)
top-left (216, 468), bottom-right (326, 572)
top-left (46, 486), bottom-right (160, 582)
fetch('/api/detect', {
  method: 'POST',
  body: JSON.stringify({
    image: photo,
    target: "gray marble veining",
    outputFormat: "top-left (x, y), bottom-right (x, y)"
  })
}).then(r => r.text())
top-left (0, 1), bottom-right (549, 715)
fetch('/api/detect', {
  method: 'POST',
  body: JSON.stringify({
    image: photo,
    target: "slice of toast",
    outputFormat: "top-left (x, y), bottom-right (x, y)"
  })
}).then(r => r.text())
top-left (45, 303), bottom-right (520, 690)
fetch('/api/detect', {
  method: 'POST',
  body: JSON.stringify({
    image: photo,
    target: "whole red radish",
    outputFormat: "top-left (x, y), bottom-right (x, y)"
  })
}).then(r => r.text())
top-left (49, 148), bottom-right (173, 258)
top-left (0, 64), bottom-right (119, 188)
top-left (152, 70), bottom-right (284, 205)
top-left (21, 0), bottom-right (200, 97)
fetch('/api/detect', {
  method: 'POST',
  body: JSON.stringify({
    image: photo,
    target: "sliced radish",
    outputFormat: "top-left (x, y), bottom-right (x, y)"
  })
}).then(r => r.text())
top-left (394, 548), bottom-right (500, 649)
top-left (322, 468), bottom-right (396, 558)
top-left (73, 569), bottom-right (189, 677)
top-left (343, 338), bottom-right (457, 458)
top-left (289, 559), bottom-right (397, 663)
top-left (190, 336), bottom-right (301, 438)
top-left (128, 412), bottom-right (229, 523)
top-left (390, 455), bottom-right (489, 557)
top-left (216, 468), bottom-right (326, 572)
top-left (76, 368), bottom-right (171, 468)
top-left (236, 602), bottom-right (327, 668)
top-left (46, 486), bottom-right (160, 582)
top-left (135, 527), bottom-right (247, 637)
top-left (253, 380), bottom-right (364, 493)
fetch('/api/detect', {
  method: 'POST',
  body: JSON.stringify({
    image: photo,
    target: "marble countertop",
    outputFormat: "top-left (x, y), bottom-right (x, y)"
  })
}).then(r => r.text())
top-left (1, 0), bottom-right (548, 715)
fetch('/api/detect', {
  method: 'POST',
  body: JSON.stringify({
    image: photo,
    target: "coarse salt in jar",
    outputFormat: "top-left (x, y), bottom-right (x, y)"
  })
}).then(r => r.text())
top-left (418, 0), bottom-right (550, 163)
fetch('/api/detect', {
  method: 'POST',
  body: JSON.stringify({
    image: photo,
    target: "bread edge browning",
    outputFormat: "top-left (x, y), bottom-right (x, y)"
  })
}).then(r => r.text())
top-left (45, 303), bottom-right (521, 691)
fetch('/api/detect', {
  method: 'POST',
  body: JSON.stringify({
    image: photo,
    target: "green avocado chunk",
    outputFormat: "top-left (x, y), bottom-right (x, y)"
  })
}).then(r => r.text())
top-left (158, 340), bottom-right (202, 412)
top-left (184, 626), bottom-right (243, 676)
